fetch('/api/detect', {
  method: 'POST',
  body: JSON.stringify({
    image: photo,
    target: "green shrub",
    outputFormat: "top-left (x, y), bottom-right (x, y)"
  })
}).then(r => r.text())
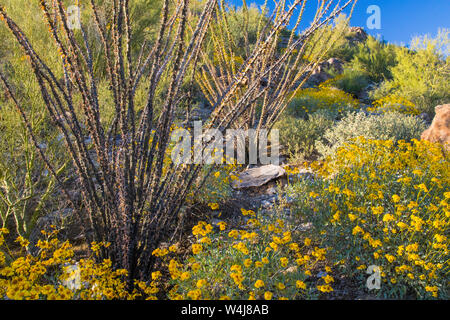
top-left (304, 14), bottom-right (358, 62)
top-left (381, 29), bottom-right (450, 115)
top-left (274, 112), bottom-right (334, 162)
top-left (0, 103), bottom-right (67, 237)
top-left (349, 36), bottom-right (397, 83)
top-left (316, 112), bottom-right (427, 159)
top-left (154, 211), bottom-right (335, 300)
top-left (0, 0), bottom-right (70, 235)
top-left (321, 68), bottom-right (371, 97)
top-left (326, 42), bottom-right (359, 62)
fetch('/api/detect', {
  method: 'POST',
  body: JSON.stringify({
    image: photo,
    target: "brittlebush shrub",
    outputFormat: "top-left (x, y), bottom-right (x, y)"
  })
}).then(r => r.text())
top-left (371, 29), bottom-right (450, 115)
top-left (316, 112), bottom-right (427, 159)
top-left (152, 210), bottom-right (336, 300)
top-left (287, 87), bottom-right (359, 119)
top-left (368, 95), bottom-right (420, 115)
top-left (290, 138), bottom-right (449, 299)
top-left (0, 228), bottom-right (159, 300)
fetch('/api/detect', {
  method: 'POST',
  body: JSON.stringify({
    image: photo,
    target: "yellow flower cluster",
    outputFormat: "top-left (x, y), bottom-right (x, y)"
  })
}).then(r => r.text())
top-left (186, 159), bottom-right (239, 206)
top-left (157, 213), bottom-right (333, 300)
top-left (291, 87), bottom-right (359, 115)
top-left (305, 138), bottom-right (449, 299)
top-left (192, 221), bottom-right (213, 237)
top-left (369, 95), bottom-right (419, 115)
top-left (0, 229), bottom-right (158, 300)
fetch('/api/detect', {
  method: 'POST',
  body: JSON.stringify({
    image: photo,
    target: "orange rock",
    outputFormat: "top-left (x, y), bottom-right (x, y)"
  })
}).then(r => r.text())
top-left (421, 104), bottom-right (450, 150)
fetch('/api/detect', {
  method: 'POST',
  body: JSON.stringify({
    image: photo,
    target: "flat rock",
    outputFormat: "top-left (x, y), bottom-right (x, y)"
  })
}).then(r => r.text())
top-left (232, 165), bottom-right (286, 189)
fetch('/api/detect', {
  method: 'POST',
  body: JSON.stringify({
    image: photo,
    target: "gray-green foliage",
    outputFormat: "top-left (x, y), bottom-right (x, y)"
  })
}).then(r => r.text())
top-left (274, 112), bottom-right (334, 162)
top-left (316, 112), bottom-right (427, 159)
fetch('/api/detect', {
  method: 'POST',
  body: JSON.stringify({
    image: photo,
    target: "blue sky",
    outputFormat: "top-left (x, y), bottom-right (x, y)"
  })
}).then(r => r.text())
top-left (226, 0), bottom-right (450, 46)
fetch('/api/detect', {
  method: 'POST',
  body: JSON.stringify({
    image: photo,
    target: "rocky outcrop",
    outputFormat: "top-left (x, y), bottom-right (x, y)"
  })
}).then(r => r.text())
top-left (325, 58), bottom-right (345, 74)
top-left (421, 104), bottom-right (450, 150)
top-left (306, 58), bottom-right (345, 87)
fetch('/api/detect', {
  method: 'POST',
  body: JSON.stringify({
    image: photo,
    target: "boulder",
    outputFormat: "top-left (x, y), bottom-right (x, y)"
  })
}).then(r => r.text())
top-left (421, 104), bottom-right (450, 150)
top-left (307, 69), bottom-right (332, 86)
top-left (418, 112), bottom-right (432, 125)
top-left (232, 164), bottom-right (286, 189)
top-left (325, 58), bottom-right (344, 74)
top-left (305, 58), bottom-right (344, 87)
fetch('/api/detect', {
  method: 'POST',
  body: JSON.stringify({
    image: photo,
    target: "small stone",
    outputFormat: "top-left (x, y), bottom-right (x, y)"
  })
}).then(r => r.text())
top-left (296, 222), bottom-right (312, 232)
top-left (261, 200), bottom-right (273, 209)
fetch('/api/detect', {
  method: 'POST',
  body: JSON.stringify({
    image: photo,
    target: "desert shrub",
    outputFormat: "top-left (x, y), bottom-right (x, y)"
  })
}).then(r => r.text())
top-left (286, 87), bottom-right (359, 119)
top-left (186, 163), bottom-right (239, 206)
top-left (349, 36), bottom-right (397, 83)
top-left (321, 68), bottom-right (371, 97)
top-left (326, 42), bottom-right (359, 63)
top-left (375, 29), bottom-right (450, 115)
top-left (0, 99), bottom-right (68, 238)
top-left (0, 227), bottom-right (159, 300)
top-left (369, 95), bottom-right (420, 115)
top-left (153, 209), bottom-right (335, 300)
top-left (304, 14), bottom-right (358, 62)
top-left (289, 138), bottom-right (449, 299)
top-left (274, 112), bottom-right (334, 162)
top-left (316, 112), bottom-right (427, 159)
top-left (219, 3), bottom-right (271, 58)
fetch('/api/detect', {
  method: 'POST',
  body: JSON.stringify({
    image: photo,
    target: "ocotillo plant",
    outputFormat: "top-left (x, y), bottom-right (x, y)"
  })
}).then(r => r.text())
top-left (197, 0), bottom-right (357, 133)
top-left (0, 0), bottom-right (357, 286)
